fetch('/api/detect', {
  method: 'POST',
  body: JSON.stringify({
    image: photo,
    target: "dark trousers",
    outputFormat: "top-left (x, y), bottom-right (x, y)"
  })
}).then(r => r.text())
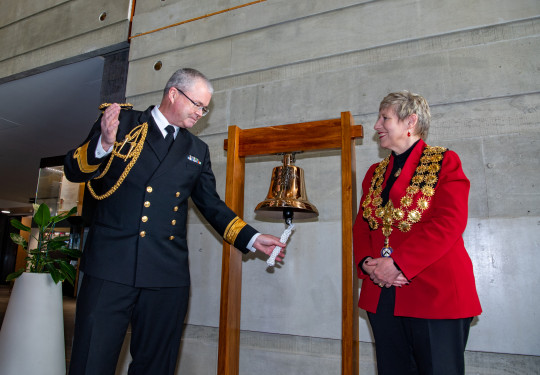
top-left (69, 275), bottom-right (190, 375)
top-left (368, 288), bottom-right (472, 375)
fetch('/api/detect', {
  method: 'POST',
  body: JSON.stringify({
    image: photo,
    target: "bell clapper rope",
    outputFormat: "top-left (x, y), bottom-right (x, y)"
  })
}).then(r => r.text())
top-left (267, 209), bottom-right (295, 267)
top-left (267, 220), bottom-right (294, 267)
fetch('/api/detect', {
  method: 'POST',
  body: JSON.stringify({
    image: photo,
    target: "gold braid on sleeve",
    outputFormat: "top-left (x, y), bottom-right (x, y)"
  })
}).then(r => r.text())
top-left (87, 122), bottom-right (148, 200)
top-left (223, 216), bottom-right (247, 244)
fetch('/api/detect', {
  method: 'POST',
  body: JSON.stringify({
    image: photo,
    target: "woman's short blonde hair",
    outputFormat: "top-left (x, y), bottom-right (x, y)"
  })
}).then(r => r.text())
top-left (379, 91), bottom-right (431, 139)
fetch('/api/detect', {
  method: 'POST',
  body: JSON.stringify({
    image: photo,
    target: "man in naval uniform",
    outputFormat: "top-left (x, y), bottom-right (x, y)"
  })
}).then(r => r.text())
top-left (64, 68), bottom-right (286, 375)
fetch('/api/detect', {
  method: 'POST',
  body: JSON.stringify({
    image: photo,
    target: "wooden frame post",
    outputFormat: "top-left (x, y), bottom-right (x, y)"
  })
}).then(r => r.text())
top-left (340, 112), bottom-right (360, 375)
top-left (219, 112), bottom-right (363, 375)
top-left (218, 125), bottom-right (246, 375)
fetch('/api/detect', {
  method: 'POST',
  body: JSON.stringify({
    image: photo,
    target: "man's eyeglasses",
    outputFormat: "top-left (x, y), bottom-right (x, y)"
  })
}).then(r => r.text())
top-left (175, 88), bottom-right (209, 116)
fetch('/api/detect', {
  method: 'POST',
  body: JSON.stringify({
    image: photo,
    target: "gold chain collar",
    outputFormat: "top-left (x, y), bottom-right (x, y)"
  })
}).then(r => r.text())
top-left (362, 145), bottom-right (447, 239)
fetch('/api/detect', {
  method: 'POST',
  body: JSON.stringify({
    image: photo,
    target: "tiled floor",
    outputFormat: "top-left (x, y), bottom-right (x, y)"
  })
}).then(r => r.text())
top-left (0, 284), bottom-right (77, 370)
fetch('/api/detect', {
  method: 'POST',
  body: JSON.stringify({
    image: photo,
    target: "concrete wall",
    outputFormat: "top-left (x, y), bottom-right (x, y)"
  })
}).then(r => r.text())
top-left (2, 0), bottom-right (540, 374)
top-left (0, 0), bottom-right (131, 82)
top-left (125, 0), bottom-right (540, 372)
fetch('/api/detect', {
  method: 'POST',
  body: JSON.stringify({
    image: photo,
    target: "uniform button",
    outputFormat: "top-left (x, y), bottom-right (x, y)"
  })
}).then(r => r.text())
top-left (144, 201), bottom-right (151, 208)
top-left (169, 236), bottom-right (175, 240)
top-left (173, 206), bottom-right (179, 212)
top-left (175, 192), bottom-right (180, 197)
top-left (146, 186), bottom-right (153, 193)
top-left (140, 231), bottom-right (146, 237)
top-left (171, 220), bottom-right (176, 225)
top-left (141, 216), bottom-right (148, 223)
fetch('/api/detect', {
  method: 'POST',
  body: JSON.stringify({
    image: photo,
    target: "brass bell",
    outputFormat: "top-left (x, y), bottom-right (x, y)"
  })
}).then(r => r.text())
top-left (254, 153), bottom-right (318, 224)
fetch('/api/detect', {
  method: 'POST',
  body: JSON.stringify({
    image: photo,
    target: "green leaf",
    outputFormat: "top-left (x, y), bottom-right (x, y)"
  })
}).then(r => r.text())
top-left (10, 219), bottom-right (30, 232)
top-left (45, 263), bottom-right (62, 284)
top-left (10, 233), bottom-right (28, 249)
top-left (61, 272), bottom-right (74, 286)
top-left (47, 239), bottom-right (67, 251)
top-left (6, 268), bottom-right (25, 282)
top-left (61, 248), bottom-right (82, 258)
top-left (52, 235), bottom-right (70, 242)
top-left (52, 206), bottom-right (77, 223)
top-left (57, 260), bottom-right (75, 279)
top-left (57, 260), bottom-right (75, 285)
top-left (34, 203), bottom-right (51, 228)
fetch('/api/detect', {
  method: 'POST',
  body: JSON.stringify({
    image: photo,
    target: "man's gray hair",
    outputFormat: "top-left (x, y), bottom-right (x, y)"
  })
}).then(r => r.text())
top-left (163, 68), bottom-right (214, 97)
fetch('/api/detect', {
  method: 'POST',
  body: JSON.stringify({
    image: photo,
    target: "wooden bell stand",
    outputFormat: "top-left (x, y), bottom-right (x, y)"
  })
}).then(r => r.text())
top-left (219, 112), bottom-right (363, 375)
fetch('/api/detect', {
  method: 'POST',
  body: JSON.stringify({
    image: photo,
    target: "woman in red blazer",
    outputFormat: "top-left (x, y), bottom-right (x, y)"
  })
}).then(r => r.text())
top-left (353, 91), bottom-right (481, 375)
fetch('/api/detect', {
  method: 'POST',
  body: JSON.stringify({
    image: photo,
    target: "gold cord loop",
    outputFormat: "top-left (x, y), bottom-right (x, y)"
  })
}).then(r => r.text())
top-left (87, 122), bottom-right (148, 200)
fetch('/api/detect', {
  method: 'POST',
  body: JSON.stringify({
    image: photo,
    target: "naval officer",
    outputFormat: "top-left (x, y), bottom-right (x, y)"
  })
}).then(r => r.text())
top-left (64, 68), bottom-right (286, 374)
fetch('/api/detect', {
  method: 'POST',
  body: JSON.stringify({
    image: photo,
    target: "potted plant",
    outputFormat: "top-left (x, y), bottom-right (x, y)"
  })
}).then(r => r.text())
top-left (6, 202), bottom-right (82, 284)
top-left (0, 202), bottom-right (82, 375)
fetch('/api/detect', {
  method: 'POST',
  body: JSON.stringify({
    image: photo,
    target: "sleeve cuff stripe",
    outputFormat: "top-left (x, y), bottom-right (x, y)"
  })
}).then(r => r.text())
top-left (224, 216), bottom-right (247, 244)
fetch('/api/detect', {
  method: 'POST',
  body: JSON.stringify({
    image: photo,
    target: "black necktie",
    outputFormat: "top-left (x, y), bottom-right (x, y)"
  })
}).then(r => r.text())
top-left (164, 125), bottom-right (175, 151)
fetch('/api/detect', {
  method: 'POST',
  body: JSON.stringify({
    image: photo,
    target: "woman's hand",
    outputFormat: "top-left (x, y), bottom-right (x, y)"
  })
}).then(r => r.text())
top-left (362, 257), bottom-right (376, 276)
top-left (392, 273), bottom-right (409, 288)
top-left (365, 257), bottom-right (408, 288)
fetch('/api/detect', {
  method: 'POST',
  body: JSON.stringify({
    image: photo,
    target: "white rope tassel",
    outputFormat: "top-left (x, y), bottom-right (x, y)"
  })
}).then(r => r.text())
top-left (267, 223), bottom-right (295, 266)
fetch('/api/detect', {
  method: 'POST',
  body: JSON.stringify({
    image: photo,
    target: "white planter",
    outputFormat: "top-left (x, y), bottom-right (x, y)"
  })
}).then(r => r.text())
top-left (0, 272), bottom-right (66, 375)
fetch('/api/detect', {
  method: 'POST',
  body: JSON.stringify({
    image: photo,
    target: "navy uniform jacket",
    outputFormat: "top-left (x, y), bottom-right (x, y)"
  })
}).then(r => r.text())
top-left (64, 106), bottom-right (257, 288)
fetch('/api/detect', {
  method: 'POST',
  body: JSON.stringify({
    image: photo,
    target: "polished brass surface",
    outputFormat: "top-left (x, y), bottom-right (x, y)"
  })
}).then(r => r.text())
top-left (255, 153), bottom-right (318, 220)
